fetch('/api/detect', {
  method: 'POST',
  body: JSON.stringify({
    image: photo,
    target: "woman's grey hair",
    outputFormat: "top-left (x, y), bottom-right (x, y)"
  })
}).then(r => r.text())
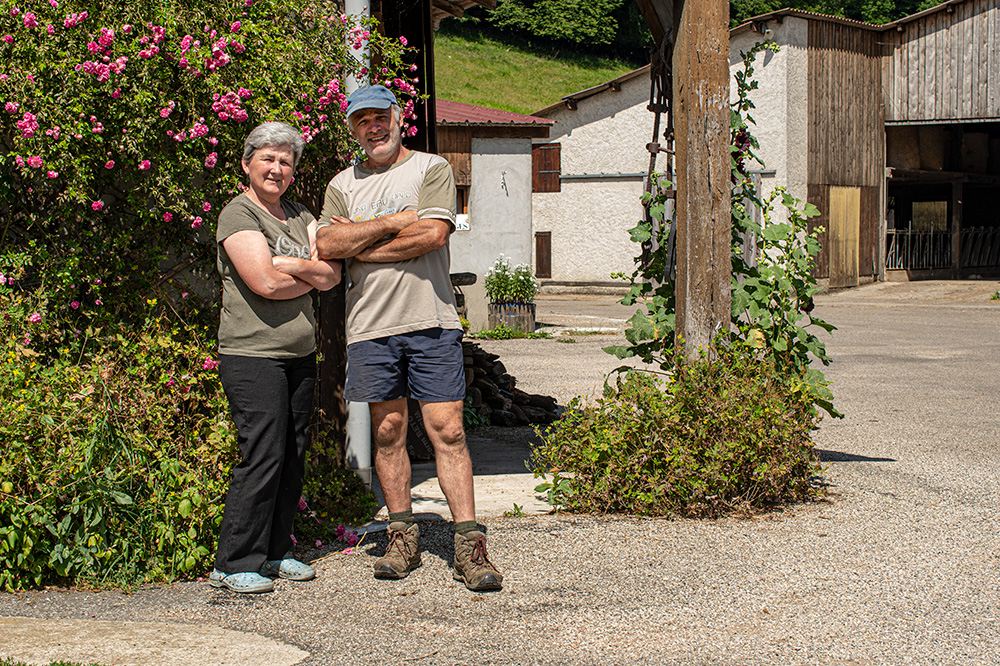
top-left (242, 122), bottom-right (305, 168)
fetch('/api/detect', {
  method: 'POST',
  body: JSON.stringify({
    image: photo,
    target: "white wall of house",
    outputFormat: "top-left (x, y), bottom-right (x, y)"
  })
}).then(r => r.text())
top-left (533, 72), bottom-right (666, 285)
top-left (450, 136), bottom-right (533, 330)
top-left (729, 18), bottom-right (810, 208)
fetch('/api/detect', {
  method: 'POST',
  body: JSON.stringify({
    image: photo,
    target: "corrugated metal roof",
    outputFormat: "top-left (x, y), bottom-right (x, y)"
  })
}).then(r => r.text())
top-left (436, 99), bottom-right (554, 126)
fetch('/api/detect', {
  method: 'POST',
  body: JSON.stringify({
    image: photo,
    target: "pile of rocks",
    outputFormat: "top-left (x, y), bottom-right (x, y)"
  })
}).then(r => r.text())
top-left (463, 341), bottom-right (559, 427)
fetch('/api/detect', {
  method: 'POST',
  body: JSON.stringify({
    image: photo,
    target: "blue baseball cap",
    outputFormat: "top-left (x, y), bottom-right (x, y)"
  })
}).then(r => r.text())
top-left (345, 85), bottom-right (398, 120)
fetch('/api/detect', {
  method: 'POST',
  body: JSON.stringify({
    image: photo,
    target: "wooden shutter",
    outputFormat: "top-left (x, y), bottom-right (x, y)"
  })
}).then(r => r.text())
top-left (535, 232), bottom-right (552, 278)
top-left (532, 143), bottom-right (561, 193)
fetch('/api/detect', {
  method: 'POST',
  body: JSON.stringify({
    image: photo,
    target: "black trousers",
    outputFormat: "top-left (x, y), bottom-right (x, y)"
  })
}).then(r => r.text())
top-left (214, 353), bottom-right (315, 574)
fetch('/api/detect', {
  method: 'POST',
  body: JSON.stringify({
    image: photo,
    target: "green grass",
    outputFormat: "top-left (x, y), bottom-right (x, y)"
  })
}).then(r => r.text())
top-left (434, 31), bottom-right (639, 114)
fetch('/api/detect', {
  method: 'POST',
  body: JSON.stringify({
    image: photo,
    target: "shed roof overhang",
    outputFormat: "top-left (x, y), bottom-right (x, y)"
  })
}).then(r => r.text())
top-left (430, 0), bottom-right (495, 27)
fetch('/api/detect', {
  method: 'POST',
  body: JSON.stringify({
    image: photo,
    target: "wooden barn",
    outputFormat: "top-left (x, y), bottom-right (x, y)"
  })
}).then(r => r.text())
top-left (731, 0), bottom-right (1000, 286)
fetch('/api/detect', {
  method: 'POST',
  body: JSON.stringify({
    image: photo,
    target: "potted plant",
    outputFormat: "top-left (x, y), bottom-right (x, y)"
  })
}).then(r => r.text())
top-left (484, 255), bottom-right (537, 333)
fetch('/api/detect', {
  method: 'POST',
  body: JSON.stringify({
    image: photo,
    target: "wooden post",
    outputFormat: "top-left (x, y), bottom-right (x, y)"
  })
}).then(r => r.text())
top-left (672, 0), bottom-right (731, 359)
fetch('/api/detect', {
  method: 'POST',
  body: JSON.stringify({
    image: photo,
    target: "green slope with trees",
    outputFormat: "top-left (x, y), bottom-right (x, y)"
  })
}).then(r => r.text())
top-left (435, 0), bottom-right (941, 113)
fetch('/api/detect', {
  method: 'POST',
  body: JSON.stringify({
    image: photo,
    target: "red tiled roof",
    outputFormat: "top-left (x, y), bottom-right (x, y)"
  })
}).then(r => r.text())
top-left (436, 99), bottom-right (554, 126)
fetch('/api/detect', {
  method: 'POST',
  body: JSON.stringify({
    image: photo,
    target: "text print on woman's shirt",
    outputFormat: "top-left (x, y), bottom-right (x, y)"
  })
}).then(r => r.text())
top-left (275, 234), bottom-right (309, 258)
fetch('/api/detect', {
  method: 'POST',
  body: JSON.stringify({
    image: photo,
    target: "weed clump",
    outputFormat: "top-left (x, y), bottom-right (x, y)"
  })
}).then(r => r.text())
top-left (533, 344), bottom-right (823, 517)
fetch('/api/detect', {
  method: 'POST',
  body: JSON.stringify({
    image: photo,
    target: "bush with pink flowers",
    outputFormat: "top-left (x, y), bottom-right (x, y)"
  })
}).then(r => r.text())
top-left (0, 0), bottom-right (416, 590)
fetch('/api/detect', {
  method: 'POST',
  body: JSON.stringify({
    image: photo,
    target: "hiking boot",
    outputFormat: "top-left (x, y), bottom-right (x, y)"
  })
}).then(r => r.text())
top-left (453, 530), bottom-right (503, 591)
top-left (373, 521), bottom-right (421, 579)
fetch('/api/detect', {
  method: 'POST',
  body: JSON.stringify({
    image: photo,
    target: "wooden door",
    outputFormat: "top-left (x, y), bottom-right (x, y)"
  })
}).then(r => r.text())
top-left (829, 186), bottom-right (860, 288)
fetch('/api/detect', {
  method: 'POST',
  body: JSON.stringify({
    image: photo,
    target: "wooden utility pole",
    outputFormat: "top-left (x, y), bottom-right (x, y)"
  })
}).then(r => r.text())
top-left (671, 0), bottom-right (731, 358)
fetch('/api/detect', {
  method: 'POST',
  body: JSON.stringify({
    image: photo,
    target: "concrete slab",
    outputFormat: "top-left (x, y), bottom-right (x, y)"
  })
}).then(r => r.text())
top-left (0, 616), bottom-right (307, 666)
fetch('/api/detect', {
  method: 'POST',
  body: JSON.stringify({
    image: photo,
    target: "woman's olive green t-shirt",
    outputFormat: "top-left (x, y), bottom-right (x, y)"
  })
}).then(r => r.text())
top-left (216, 193), bottom-right (316, 358)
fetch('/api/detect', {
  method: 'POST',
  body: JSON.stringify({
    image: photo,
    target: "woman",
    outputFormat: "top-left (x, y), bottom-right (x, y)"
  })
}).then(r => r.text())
top-left (210, 121), bottom-right (341, 594)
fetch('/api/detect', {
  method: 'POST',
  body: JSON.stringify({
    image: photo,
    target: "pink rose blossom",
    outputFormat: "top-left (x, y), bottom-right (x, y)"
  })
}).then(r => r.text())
top-left (104, 160), bottom-right (114, 169)
top-left (138, 160), bottom-right (151, 170)
top-left (9, 7), bottom-right (18, 16)
top-left (111, 88), bottom-right (121, 98)
top-left (91, 200), bottom-right (103, 211)
top-left (94, 278), bottom-right (101, 284)
top-left (23, 12), bottom-right (37, 28)
top-left (46, 170), bottom-right (58, 179)
top-left (28, 312), bottom-right (42, 323)
top-left (162, 212), bottom-right (172, 222)
top-left (191, 216), bottom-right (202, 229)
top-left (230, 21), bottom-right (241, 31)
top-left (4, 102), bottom-right (17, 113)
top-left (166, 379), bottom-right (175, 387)
top-left (122, 24), bottom-right (131, 33)
top-left (204, 152), bottom-right (217, 168)
top-left (49, 0), bottom-right (58, 7)
top-left (399, 35), bottom-right (407, 46)
top-left (14, 155), bottom-right (24, 168)
top-left (27, 155), bottom-right (43, 168)
top-left (1, 35), bottom-right (13, 45)
top-left (70, 300), bottom-right (80, 309)
top-left (46, 24), bottom-right (54, 35)
top-left (202, 357), bottom-right (219, 370)
top-left (202, 202), bottom-right (211, 212)
top-left (95, 299), bottom-right (102, 305)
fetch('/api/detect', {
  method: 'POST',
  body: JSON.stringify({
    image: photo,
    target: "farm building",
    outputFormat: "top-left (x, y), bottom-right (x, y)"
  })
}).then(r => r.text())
top-left (530, 0), bottom-right (1000, 288)
top-left (733, 0), bottom-right (1000, 285)
top-left (530, 67), bottom-right (668, 288)
top-left (435, 100), bottom-right (553, 330)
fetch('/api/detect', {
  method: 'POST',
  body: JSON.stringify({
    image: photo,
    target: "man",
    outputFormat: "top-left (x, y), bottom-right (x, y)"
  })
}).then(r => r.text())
top-left (316, 85), bottom-right (502, 591)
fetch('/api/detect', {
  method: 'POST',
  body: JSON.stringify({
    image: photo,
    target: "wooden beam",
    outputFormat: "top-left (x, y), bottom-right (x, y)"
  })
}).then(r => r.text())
top-left (433, 0), bottom-right (465, 18)
top-left (672, 0), bottom-right (731, 358)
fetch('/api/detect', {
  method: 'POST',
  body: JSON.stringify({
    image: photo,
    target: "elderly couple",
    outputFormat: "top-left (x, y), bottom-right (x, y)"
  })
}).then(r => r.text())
top-left (208, 85), bottom-right (502, 594)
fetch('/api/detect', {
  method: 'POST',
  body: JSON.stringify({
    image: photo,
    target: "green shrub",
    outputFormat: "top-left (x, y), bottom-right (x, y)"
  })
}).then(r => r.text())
top-left (0, 317), bottom-right (233, 590)
top-left (533, 344), bottom-right (823, 517)
top-left (471, 322), bottom-right (550, 340)
top-left (0, 0), bottom-right (413, 590)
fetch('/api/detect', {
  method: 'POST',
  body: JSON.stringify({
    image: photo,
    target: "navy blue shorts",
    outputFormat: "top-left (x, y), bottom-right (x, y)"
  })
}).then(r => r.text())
top-left (345, 328), bottom-right (466, 403)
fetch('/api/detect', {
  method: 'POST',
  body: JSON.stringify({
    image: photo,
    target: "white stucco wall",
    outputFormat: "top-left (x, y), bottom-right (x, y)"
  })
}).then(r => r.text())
top-left (449, 136), bottom-right (533, 330)
top-left (533, 73), bottom-right (666, 284)
top-left (729, 18), bottom-right (810, 207)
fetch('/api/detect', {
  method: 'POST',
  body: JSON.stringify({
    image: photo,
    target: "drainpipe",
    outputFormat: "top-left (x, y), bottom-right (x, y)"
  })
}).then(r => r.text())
top-left (343, 0), bottom-right (373, 488)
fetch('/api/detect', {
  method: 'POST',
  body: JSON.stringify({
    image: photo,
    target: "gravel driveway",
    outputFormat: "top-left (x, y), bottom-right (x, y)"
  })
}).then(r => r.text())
top-left (1, 281), bottom-right (998, 666)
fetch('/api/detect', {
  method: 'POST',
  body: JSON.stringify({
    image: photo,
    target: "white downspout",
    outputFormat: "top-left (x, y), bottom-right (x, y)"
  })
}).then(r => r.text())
top-left (343, 0), bottom-right (373, 488)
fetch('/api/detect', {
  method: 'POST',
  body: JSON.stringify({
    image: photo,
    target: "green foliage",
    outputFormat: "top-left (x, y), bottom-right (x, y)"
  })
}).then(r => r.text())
top-left (533, 348), bottom-right (824, 516)
top-left (471, 322), bottom-right (551, 340)
top-left (730, 0), bottom-right (940, 26)
top-left (490, 0), bottom-right (629, 47)
top-left (295, 466), bottom-right (377, 547)
top-left (0, 0), bottom-right (411, 590)
top-left (483, 255), bottom-right (537, 304)
top-left (991, 290), bottom-right (999, 301)
top-left (0, 316), bottom-right (233, 591)
top-left (607, 40), bottom-right (839, 419)
top-left (463, 395), bottom-right (489, 430)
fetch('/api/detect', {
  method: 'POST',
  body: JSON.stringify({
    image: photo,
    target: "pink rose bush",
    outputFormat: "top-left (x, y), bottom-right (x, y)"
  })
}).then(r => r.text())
top-left (0, 0), bottom-right (414, 592)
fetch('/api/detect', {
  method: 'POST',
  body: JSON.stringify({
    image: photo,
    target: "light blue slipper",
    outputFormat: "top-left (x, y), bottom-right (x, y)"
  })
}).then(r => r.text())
top-left (260, 558), bottom-right (316, 581)
top-left (208, 569), bottom-right (275, 594)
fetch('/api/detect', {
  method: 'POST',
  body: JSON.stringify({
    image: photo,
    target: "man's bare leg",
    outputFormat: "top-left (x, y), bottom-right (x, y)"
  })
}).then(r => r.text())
top-left (369, 398), bottom-right (411, 513)
top-left (419, 399), bottom-right (475, 523)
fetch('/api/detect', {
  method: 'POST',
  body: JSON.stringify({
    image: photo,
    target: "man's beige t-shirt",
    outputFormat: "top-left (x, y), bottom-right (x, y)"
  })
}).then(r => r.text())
top-left (319, 150), bottom-right (461, 345)
top-left (216, 193), bottom-right (316, 358)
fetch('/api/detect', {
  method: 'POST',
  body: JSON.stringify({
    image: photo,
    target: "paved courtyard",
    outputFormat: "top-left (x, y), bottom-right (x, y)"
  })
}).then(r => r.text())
top-left (1, 281), bottom-right (999, 665)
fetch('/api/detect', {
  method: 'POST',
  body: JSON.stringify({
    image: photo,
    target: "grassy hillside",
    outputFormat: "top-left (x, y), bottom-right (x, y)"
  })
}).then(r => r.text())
top-left (434, 31), bottom-right (641, 115)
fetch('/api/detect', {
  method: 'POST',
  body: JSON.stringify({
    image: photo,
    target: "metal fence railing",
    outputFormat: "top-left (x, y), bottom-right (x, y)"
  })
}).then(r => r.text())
top-left (961, 227), bottom-right (1000, 268)
top-left (885, 229), bottom-right (952, 270)
top-left (886, 227), bottom-right (1000, 270)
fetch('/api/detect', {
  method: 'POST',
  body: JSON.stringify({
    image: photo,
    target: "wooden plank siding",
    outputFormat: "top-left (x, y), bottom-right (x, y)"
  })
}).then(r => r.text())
top-left (436, 126), bottom-right (472, 187)
top-left (807, 22), bottom-right (885, 279)
top-left (883, 0), bottom-right (1000, 123)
